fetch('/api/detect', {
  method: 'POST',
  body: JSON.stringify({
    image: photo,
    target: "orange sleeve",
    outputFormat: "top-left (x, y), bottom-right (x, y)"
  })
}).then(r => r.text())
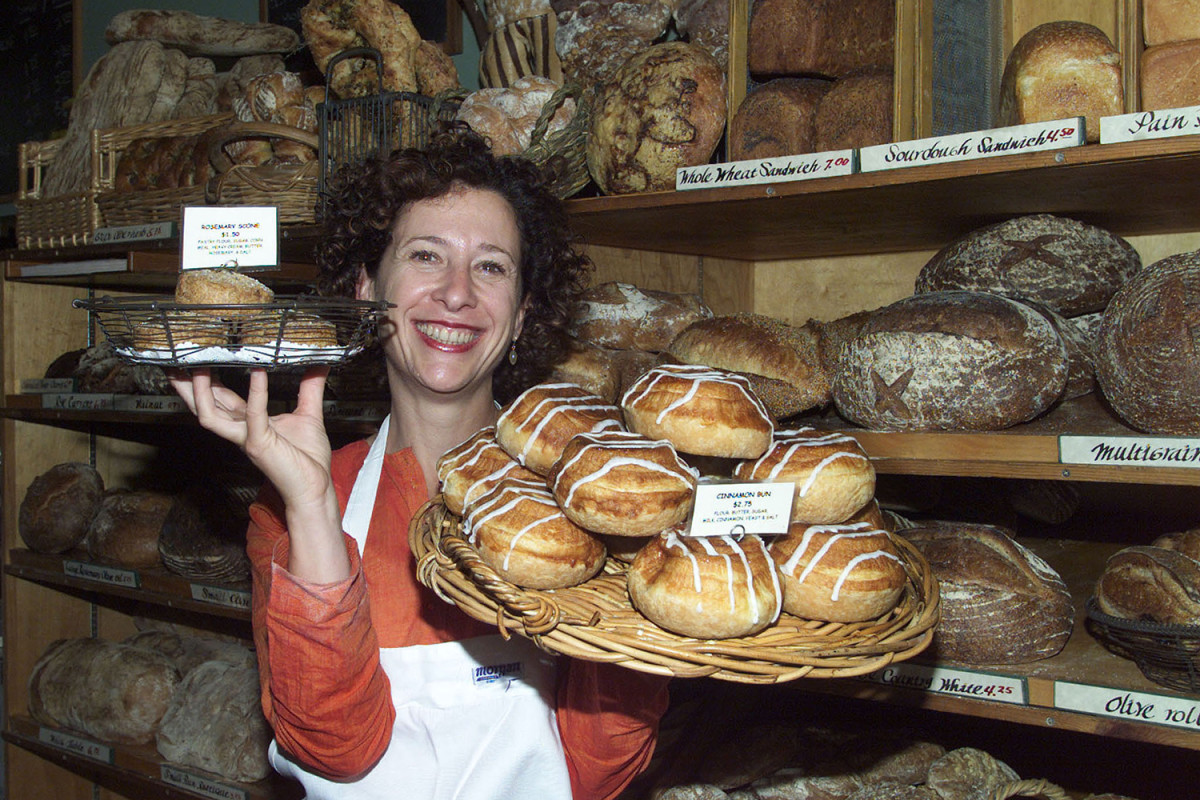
top-left (246, 481), bottom-right (396, 780)
top-left (556, 660), bottom-right (671, 800)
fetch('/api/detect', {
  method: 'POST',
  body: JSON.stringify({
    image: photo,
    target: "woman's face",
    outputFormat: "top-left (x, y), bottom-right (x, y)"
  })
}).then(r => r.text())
top-left (359, 186), bottom-right (525, 399)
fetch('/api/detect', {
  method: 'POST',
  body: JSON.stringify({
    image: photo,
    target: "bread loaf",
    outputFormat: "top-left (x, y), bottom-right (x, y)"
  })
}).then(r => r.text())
top-left (106, 9), bottom-right (300, 56)
top-left (905, 523), bottom-right (1074, 664)
top-left (302, 0), bottom-right (421, 97)
top-left (915, 214), bottom-right (1141, 317)
top-left (158, 481), bottom-right (253, 583)
top-left (1096, 250), bottom-right (1200, 434)
top-left (549, 340), bottom-right (663, 404)
top-left (19, 462), bottom-right (105, 554)
top-left (673, 0), bottom-right (729, 70)
top-left (587, 42), bottom-right (726, 195)
top-left (1094, 545), bottom-right (1200, 624)
top-left (480, 13), bottom-right (562, 89)
top-left (1024, 301), bottom-right (1097, 401)
top-left (85, 490), bottom-right (173, 569)
top-left (552, 0), bottom-right (673, 89)
top-left (814, 72), bottom-right (894, 151)
top-left (1152, 528), bottom-right (1200, 561)
top-left (747, 0), bottom-right (894, 78)
top-left (730, 78), bottom-right (830, 161)
top-left (456, 75), bottom-right (576, 156)
top-left (832, 291), bottom-right (1069, 431)
top-left (997, 21), bottom-right (1123, 142)
top-left (28, 637), bottom-right (181, 745)
top-left (571, 282), bottom-right (713, 353)
top-left (1141, 41), bottom-right (1200, 111)
top-left (488, 0), bottom-right (552, 30)
top-left (924, 747), bottom-right (1020, 800)
top-left (1143, 0), bottom-right (1200, 45)
top-left (125, 629), bottom-right (256, 677)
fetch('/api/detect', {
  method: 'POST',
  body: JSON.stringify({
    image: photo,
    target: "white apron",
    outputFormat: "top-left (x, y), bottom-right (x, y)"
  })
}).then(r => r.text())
top-left (268, 415), bottom-right (572, 799)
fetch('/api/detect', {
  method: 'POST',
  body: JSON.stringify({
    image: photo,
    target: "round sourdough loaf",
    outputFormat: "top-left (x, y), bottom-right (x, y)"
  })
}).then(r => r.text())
top-left (914, 214), bottom-right (1141, 317)
top-left (19, 462), bottom-right (106, 554)
top-left (905, 522), bottom-right (1074, 664)
top-left (85, 490), bottom-right (174, 569)
top-left (832, 290), bottom-right (1069, 431)
top-left (1096, 250), bottom-right (1200, 434)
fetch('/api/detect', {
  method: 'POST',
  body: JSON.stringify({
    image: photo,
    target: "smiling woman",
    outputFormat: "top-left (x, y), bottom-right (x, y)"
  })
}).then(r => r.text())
top-left (166, 123), bottom-right (668, 800)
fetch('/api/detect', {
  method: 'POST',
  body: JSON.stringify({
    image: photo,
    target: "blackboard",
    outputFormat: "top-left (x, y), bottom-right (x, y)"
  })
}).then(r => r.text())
top-left (0, 0), bottom-right (75, 197)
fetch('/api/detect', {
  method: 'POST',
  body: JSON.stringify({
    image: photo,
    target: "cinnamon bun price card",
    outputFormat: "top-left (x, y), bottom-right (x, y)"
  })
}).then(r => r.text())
top-left (688, 482), bottom-right (795, 537)
top-left (858, 117), bottom-right (1084, 173)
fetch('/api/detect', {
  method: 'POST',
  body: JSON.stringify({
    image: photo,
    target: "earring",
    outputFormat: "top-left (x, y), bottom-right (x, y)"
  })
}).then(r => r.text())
top-left (508, 340), bottom-right (518, 365)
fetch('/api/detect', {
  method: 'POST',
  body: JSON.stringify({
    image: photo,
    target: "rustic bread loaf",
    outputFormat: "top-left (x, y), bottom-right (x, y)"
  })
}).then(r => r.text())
top-left (28, 637), bottom-right (181, 745)
top-left (997, 21), bottom-right (1123, 143)
top-left (125, 629), bottom-right (256, 677)
top-left (456, 75), bottom-right (576, 156)
top-left (814, 72), bottom-right (895, 151)
top-left (832, 291), bottom-right (1069, 431)
top-left (552, 0), bottom-right (673, 88)
top-left (1143, 0), bottom-right (1200, 45)
top-left (1024, 301), bottom-right (1097, 401)
top-left (158, 480), bottom-right (253, 583)
top-left (480, 13), bottom-right (561, 88)
top-left (915, 214), bottom-right (1141, 317)
top-left (905, 522), bottom-right (1074, 664)
top-left (19, 462), bottom-right (106, 554)
top-left (549, 340), bottom-right (663, 403)
top-left (488, 0), bottom-right (552, 30)
top-left (1141, 40), bottom-right (1200, 111)
top-left (924, 747), bottom-right (1020, 800)
top-left (1152, 528), bottom-right (1200, 561)
top-left (106, 9), bottom-right (299, 56)
top-left (156, 660), bottom-right (272, 782)
top-left (846, 786), bottom-right (938, 800)
top-left (747, 0), bottom-right (895, 78)
top-left (587, 41), bottom-right (726, 194)
top-left (1096, 250), bottom-right (1200, 434)
top-left (571, 282), bottom-right (713, 353)
top-left (673, 0), bottom-right (729, 70)
top-left (730, 78), bottom-right (830, 162)
top-left (1094, 545), bottom-right (1200, 624)
top-left (173, 57), bottom-right (218, 118)
top-left (84, 490), bottom-right (174, 569)
top-left (302, 0), bottom-right (421, 97)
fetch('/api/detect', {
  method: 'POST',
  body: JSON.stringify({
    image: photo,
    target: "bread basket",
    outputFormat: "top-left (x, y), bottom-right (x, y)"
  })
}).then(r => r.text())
top-left (203, 121), bottom-right (320, 223)
top-left (989, 779), bottom-right (1071, 800)
top-left (409, 496), bottom-right (939, 684)
top-left (1085, 597), bottom-right (1200, 691)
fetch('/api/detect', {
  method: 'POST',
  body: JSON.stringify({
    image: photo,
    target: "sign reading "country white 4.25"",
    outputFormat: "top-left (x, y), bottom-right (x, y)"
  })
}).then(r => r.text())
top-left (859, 117), bottom-right (1085, 173)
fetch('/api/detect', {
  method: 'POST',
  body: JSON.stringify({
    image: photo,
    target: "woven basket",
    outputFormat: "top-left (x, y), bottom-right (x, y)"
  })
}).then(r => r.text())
top-left (409, 497), bottom-right (939, 683)
top-left (15, 136), bottom-right (100, 248)
top-left (990, 779), bottom-right (1071, 800)
top-left (522, 81), bottom-right (592, 199)
top-left (1086, 597), bottom-right (1200, 691)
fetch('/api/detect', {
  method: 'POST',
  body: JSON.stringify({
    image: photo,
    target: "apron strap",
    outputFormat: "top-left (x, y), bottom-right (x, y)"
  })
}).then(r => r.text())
top-left (341, 414), bottom-right (390, 551)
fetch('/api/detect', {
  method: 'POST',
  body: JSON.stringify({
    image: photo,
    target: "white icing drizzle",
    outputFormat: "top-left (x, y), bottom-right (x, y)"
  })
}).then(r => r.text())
top-left (776, 522), bottom-right (902, 601)
top-left (553, 433), bottom-right (693, 505)
top-left (829, 550), bottom-right (904, 601)
top-left (622, 364), bottom-right (772, 427)
top-left (663, 529), bottom-right (779, 625)
top-left (500, 384), bottom-right (622, 464)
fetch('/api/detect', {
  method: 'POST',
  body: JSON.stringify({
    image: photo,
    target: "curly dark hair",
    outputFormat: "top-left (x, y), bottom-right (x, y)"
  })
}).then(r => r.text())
top-left (315, 123), bottom-right (592, 403)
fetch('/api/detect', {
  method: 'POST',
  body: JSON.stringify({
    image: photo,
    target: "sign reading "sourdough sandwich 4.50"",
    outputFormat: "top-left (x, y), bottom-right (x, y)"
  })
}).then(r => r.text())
top-left (859, 117), bottom-right (1085, 173)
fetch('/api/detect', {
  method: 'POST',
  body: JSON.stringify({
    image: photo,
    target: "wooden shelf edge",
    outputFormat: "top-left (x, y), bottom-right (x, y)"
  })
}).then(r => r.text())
top-left (4, 716), bottom-right (301, 800)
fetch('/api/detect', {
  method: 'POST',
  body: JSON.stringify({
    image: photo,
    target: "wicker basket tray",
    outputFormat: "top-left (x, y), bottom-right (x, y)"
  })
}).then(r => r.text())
top-left (990, 779), bottom-right (1070, 800)
top-left (1085, 597), bottom-right (1200, 691)
top-left (410, 497), bottom-right (940, 683)
top-left (73, 294), bottom-right (391, 370)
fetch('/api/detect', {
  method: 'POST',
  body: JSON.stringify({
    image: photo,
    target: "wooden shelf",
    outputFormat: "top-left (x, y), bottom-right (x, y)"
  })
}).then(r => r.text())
top-left (4, 716), bottom-right (301, 800)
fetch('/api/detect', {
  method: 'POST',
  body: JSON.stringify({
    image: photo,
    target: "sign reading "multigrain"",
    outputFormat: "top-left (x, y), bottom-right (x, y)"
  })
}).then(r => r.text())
top-left (1059, 435), bottom-right (1200, 469)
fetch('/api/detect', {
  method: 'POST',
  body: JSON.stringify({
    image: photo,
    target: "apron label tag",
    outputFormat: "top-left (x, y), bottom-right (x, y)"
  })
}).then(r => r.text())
top-left (473, 660), bottom-right (524, 686)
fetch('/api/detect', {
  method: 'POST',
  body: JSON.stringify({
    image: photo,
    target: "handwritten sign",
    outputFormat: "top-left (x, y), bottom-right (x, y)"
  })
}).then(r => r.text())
top-left (1059, 435), bottom-right (1200, 469)
top-left (859, 117), bottom-right (1084, 173)
top-left (1100, 105), bottom-right (1200, 144)
top-left (1055, 682), bottom-right (1200, 731)
top-left (91, 221), bottom-right (175, 245)
top-left (191, 583), bottom-right (251, 610)
top-left (677, 149), bottom-right (855, 191)
top-left (113, 395), bottom-right (189, 413)
top-left (859, 662), bottom-right (1028, 705)
top-left (41, 393), bottom-right (114, 411)
top-left (161, 765), bottom-right (249, 800)
top-left (64, 560), bottom-right (140, 589)
top-left (39, 727), bottom-right (113, 763)
top-left (181, 206), bottom-right (279, 270)
top-left (688, 482), bottom-right (795, 537)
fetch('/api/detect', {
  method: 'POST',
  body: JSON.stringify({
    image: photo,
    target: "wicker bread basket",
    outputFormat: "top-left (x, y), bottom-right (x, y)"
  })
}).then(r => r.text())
top-left (990, 779), bottom-right (1071, 800)
top-left (409, 497), bottom-right (939, 683)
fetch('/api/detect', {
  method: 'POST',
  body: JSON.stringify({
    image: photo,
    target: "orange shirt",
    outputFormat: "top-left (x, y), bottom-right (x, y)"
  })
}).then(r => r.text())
top-left (246, 439), bottom-right (670, 799)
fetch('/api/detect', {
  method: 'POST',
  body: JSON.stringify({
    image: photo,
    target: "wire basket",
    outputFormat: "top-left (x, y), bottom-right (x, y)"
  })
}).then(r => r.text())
top-left (74, 294), bottom-right (392, 370)
top-left (1085, 597), bottom-right (1200, 691)
top-left (409, 496), bottom-right (940, 684)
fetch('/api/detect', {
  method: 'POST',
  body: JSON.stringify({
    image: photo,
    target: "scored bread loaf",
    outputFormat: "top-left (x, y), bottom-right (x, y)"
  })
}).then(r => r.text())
top-left (905, 522), bottom-right (1074, 664)
top-left (85, 490), bottom-right (174, 569)
top-left (1153, 528), bottom-right (1200, 561)
top-left (571, 282), bottom-right (713, 352)
top-left (19, 462), bottom-right (106, 554)
top-left (832, 290), bottom-right (1069, 431)
top-left (1094, 545), bottom-right (1200, 624)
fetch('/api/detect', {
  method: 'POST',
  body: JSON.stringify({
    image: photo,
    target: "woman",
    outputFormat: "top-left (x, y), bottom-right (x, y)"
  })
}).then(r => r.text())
top-left (169, 126), bottom-right (669, 799)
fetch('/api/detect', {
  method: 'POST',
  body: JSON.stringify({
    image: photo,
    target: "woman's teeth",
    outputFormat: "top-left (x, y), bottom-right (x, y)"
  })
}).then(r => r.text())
top-left (416, 323), bottom-right (478, 345)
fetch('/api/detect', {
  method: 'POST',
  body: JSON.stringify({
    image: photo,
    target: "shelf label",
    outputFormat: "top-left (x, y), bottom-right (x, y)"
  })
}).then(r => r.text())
top-left (181, 205), bottom-right (279, 271)
top-left (91, 220), bottom-right (175, 245)
top-left (114, 395), bottom-right (189, 413)
top-left (859, 117), bottom-right (1084, 173)
top-left (688, 482), bottom-right (795, 537)
top-left (21, 378), bottom-right (75, 394)
top-left (1055, 681), bottom-right (1200, 731)
top-left (18, 258), bottom-right (127, 278)
top-left (161, 764), bottom-right (249, 800)
top-left (858, 662), bottom-right (1028, 705)
top-left (63, 560), bottom-right (141, 589)
top-left (41, 393), bottom-right (115, 411)
top-left (676, 149), bottom-right (856, 191)
top-left (1059, 434), bottom-right (1200, 469)
top-left (191, 583), bottom-right (251, 610)
top-left (1100, 105), bottom-right (1200, 144)
top-left (39, 727), bottom-right (114, 763)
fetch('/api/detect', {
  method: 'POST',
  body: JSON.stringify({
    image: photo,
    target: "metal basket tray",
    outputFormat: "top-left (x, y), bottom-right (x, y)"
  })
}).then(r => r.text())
top-left (74, 294), bottom-right (392, 370)
top-left (1086, 597), bottom-right (1200, 691)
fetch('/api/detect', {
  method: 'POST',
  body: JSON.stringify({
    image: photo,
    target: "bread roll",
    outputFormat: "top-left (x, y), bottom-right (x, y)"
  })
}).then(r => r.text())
top-left (437, 426), bottom-right (541, 516)
top-left (814, 72), bottom-right (895, 152)
top-left (769, 521), bottom-right (906, 622)
top-left (628, 529), bottom-right (782, 638)
top-left (175, 268), bottom-right (274, 316)
top-left (1094, 545), bottom-right (1200, 624)
top-left (84, 490), bottom-right (173, 569)
top-left (906, 522), bottom-right (1074, 664)
top-left (1141, 40), bottom-right (1200, 111)
top-left (622, 364), bottom-right (774, 459)
top-left (997, 21), bottom-right (1123, 143)
top-left (1143, 0), bottom-right (1200, 45)
top-left (832, 290), bottom-right (1070, 431)
top-left (463, 477), bottom-right (606, 589)
top-left (1096, 250), bottom-right (1200, 434)
top-left (587, 41), bottom-right (726, 195)
top-left (734, 429), bottom-right (875, 525)
top-left (729, 78), bottom-right (831, 161)
top-left (548, 429), bottom-right (697, 536)
top-left (747, 0), bottom-right (894, 78)
top-left (495, 382), bottom-right (624, 475)
top-left (571, 282), bottom-right (713, 353)
top-left (915, 214), bottom-right (1141, 317)
top-left (19, 462), bottom-right (105, 554)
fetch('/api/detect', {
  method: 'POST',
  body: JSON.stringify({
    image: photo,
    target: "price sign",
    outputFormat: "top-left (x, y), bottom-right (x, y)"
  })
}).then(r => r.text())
top-left (688, 481), bottom-right (795, 537)
top-left (181, 206), bottom-right (279, 270)
top-left (676, 149), bottom-right (856, 190)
